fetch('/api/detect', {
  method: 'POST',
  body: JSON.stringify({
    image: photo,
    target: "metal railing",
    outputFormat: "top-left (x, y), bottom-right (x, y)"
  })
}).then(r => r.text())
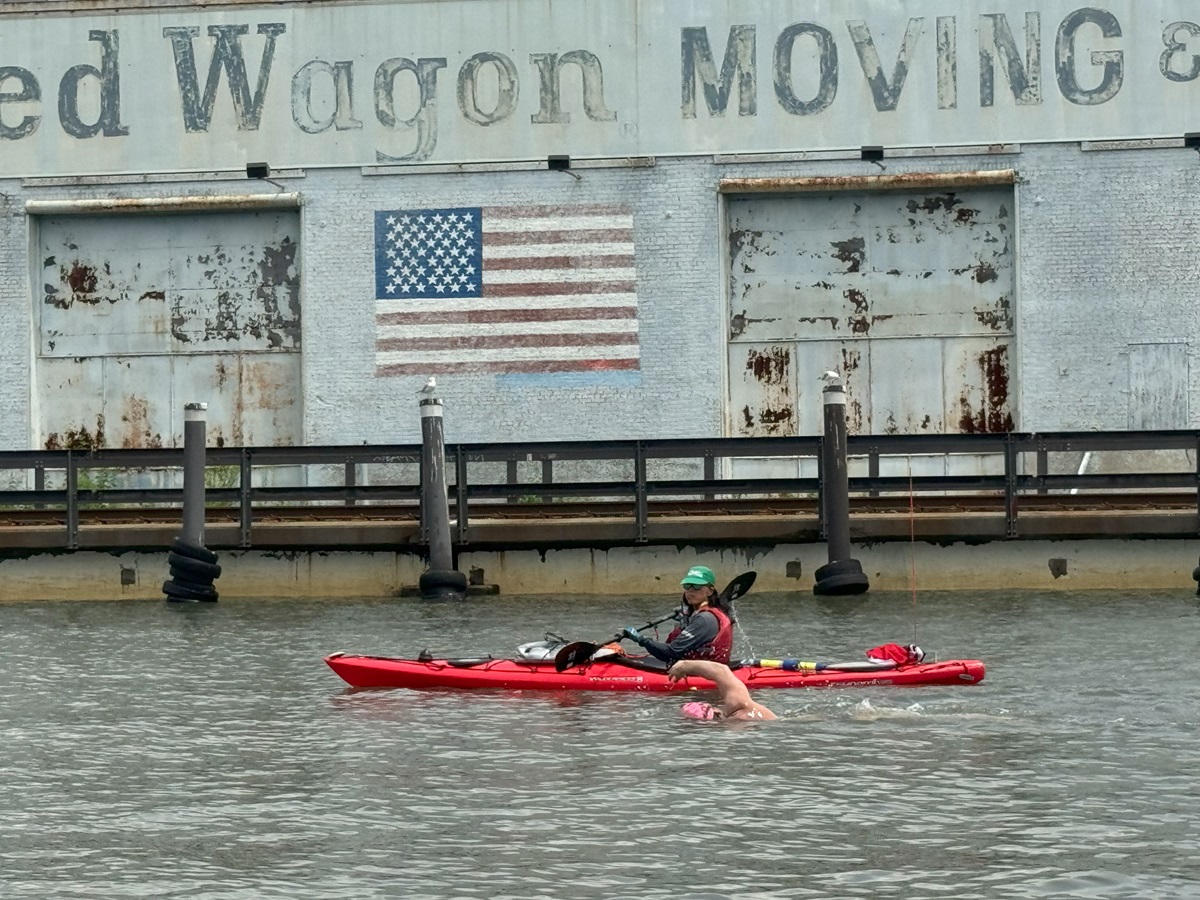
top-left (1, 431), bottom-right (1198, 548)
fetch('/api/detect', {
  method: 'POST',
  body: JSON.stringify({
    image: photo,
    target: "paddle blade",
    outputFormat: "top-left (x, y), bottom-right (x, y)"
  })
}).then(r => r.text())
top-left (720, 571), bottom-right (757, 604)
top-left (553, 641), bottom-right (600, 672)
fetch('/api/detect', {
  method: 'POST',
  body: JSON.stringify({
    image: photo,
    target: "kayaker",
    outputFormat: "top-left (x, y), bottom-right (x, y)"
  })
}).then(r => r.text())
top-left (620, 565), bottom-right (735, 664)
top-left (668, 659), bottom-right (778, 721)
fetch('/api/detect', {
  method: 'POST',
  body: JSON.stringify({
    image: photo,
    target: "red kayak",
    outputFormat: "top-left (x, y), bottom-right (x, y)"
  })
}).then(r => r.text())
top-left (325, 652), bottom-right (985, 692)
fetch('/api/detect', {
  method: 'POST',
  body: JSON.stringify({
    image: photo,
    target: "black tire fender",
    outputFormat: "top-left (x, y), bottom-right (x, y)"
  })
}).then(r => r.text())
top-left (171, 538), bottom-right (219, 564)
top-left (168, 553), bottom-right (222, 581)
top-left (162, 578), bottom-right (219, 602)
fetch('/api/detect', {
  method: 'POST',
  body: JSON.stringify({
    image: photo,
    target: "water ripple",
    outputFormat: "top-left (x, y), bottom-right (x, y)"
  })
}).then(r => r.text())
top-left (1, 591), bottom-right (1199, 898)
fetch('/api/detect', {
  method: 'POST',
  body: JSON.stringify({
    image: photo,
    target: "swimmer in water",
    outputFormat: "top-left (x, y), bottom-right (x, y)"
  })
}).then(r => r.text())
top-left (668, 659), bottom-right (778, 721)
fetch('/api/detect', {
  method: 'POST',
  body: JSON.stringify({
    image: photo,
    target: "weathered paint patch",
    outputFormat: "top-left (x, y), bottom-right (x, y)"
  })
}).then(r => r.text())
top-left (726, 184), bottom-right (1015, 437)
top-left (829, 237), bottom-right (865, 272)
top-left (44, 416), bottom-right (106, 451)
top-left (745, 345), bottom-right (791, 384)
top-left (118, 396), bottom-right (163, 448)
top-left (959, 345), bottom-right (1015, 433)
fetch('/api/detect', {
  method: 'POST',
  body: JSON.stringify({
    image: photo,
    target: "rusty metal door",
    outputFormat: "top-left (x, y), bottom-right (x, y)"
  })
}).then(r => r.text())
top-left (727, 186), bottom-right (1015, 439)
top-left (35, 209), bottom-right (301, 451)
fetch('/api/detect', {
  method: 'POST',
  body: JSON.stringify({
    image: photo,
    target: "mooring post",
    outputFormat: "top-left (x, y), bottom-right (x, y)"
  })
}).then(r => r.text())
top-left (181, 402), bottom-right (207, 547)
top-left (163, 402), bottom-right (222, 603)
top-left (813, 372), bottom-right (869, 596)
top-left (418, 393), bottom-right (467, 600)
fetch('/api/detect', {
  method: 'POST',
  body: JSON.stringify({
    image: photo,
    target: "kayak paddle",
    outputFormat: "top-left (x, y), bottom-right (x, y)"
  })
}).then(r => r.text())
top-left (552, 570), bottom-right (757, 672)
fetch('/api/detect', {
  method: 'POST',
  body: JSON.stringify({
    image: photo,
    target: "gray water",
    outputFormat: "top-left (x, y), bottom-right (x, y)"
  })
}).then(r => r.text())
top-left (1, 589), bottom-right (1198, 900)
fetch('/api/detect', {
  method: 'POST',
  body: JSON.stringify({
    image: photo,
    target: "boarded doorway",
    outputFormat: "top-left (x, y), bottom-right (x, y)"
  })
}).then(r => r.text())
top-left (34, 206), bottom-right (302, 451)
top-left (726, 180), bottom-right (1015, 439)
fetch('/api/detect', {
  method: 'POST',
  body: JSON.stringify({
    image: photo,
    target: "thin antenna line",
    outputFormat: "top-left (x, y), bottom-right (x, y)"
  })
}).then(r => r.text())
top-left (908, 460), bottom-right (918, 644)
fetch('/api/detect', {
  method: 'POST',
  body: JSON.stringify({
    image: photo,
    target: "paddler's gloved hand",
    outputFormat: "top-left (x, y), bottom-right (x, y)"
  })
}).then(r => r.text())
top-left (621, 626), bottom-right (647, 646)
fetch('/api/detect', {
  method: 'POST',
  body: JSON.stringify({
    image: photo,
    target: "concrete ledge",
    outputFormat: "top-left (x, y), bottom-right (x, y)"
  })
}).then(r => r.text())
top-left (0, 536), bottom-right (1197, 601)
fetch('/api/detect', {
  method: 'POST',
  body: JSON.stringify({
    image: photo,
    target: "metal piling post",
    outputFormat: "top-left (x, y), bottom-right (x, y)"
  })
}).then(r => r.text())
top-left (813, 372), bottom-right (869, 596)
top-left (163, 402), bottom-right (222, 602)
top-left (418, 392), bottom-right (467, 600)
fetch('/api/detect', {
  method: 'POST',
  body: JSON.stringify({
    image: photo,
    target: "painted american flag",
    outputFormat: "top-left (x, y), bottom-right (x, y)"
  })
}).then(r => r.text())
top-left (373, 204), bottom-right (640, 376)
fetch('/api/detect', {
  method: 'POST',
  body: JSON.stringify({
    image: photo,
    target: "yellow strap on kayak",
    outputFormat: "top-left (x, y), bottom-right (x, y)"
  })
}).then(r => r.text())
top-left (752, 658), bottom-right (818, 671)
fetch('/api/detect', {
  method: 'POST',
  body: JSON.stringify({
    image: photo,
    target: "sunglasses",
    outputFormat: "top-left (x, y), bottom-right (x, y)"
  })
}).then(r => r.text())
top-left (683, 584), bottom-right (710, 592)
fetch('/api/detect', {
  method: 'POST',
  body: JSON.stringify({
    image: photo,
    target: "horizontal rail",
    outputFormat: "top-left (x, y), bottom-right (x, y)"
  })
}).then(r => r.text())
top-left (0, 430), bottom-right (1198, 550)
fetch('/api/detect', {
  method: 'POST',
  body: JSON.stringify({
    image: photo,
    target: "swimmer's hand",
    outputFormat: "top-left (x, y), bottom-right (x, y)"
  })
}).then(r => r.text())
top-left (667, 661), bottom-right (693, 683)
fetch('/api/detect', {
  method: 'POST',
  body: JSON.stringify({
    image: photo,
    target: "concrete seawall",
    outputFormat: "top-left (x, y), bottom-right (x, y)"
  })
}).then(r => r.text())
top-left (2, 539), bottom-right (1197, 601)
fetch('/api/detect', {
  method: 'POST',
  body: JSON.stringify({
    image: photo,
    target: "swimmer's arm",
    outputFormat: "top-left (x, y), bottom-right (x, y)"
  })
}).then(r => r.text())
top-left (668, 660), bottom-right (755, 710)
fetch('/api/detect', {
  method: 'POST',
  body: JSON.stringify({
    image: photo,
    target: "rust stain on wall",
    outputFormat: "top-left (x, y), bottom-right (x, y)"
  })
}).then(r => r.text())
top-left (118, 396), bottom-right (163, 448)
top-left (745, 346), bottom-right (791, 385)
top-left (67, 262), bottom-right (98, 296)
top-left (847, 398), bottom-right (864, 432)
top-left (44, 415), bottom-right (106, 451)
top-left (840, 349), bottom-right (861, 376)
top-left (742, 346), bottom-right (794, 435)
top-left (758, 406), bottom-right (794, 426)
top-left (959, 345), bottom-right (1015, 433)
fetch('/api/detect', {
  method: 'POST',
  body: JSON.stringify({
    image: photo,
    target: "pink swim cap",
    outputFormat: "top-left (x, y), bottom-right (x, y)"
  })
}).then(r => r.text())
top-left (681, 701), bottom-right (718, 720)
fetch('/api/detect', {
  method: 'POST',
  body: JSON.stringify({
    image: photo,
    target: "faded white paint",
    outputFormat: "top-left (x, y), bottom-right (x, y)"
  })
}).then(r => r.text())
top-left (0, 1), bottom-right (1196, 176)
top-left (1128, 342), bottom-right (1189, 429)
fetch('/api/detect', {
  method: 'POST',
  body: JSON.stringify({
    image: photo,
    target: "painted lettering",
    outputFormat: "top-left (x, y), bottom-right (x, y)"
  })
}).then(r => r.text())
top-left (1055, 8), bottom-right (1123, 105)
top-left (529, 50), bottom-right (616, 124)
top-left (163, 23), bottom-right (286, 132)
top-left (58, 30), bottom-right (129, 139)
top-left (0, 66), bottom-right (40, 140)
top-left (374, 56), bottom-right (446, 162)
top-left (680, 25), bottom-right (757, 118)
top-left (1160, 22), bottom-right (1200, 82)
top-left (936, 16), bottom-right (958, 109)
top-left (291, 61), bottom-right (362, 134)
top-left (773, 23), bottom-right (837, 116)
top-left (457, 52), bottom-right (519, 126)
top-left (979, 13), bottom-right (1041, 106)
top-left (847, 18), bottom-right (924, 112)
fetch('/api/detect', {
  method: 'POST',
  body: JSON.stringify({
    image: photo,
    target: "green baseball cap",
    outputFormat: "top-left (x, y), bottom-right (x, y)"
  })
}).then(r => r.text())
top-left (680, 565), bottom-right (716, 587)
